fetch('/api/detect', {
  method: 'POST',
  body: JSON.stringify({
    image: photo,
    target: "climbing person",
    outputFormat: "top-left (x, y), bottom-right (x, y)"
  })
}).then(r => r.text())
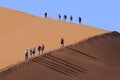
top-left (32, 47), bottom-right (36, 56)
top-left (61, 38), bottom-right (64, 47)
top-left (70, 15), bottom-right (73, 22)
top-left (64, 15), bottom-right (67, 21)
top-left (58, 14), bottom-right (61, 20)
top-left (78, 16), bottom-right (81, 24)
top-left (44, 12), bottom-right (47, 18)
top-left (38, 45), bottom-right (41, 55)
top-left (41, 44), bottom-right (45, 54)
top-left (25, 49), bottom-right (29, 60)
top-left (30, 48), bottom-right (33, 57)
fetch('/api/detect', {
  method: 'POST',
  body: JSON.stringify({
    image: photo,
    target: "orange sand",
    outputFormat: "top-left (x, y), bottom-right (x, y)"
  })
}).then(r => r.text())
top-left (0, 7), bottom-right (107, 70)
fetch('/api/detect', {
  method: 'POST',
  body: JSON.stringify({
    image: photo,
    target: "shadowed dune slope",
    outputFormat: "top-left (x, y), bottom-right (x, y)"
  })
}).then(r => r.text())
top-left (0, 31), bottom-right (120, 80)
top-left (0, 7), bottom-right (107, 69)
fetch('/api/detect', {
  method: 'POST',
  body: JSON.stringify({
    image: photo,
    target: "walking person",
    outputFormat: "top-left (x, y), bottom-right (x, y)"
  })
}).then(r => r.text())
top-left (58, 14), bottom-right (61, 20)
top-left (44, 12), bottom-right (47, 18)
top-left (70, 15), bottom-right (73, 22)
top-left (25, 49), bottom-right (29, 60)
top-left (41, 44), bottom-right (45, 55)
top-left (78, 16), bottom-right (81, 24)
top-left (61, 38), bottom-right (64, 47)
top-left (30, 48), bottom-right (33, 57)
top-left (38, 45), bottom-right (41, 55)
top-left (64, 15), bottom-right (67, 21)
top-left (32, 47), bottom-right (36, 56)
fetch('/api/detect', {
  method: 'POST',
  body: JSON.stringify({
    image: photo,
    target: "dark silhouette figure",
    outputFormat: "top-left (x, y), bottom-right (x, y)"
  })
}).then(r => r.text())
top-left (38, 45), bottom-right (41, 55)
top-left (78, 16), bottom-right (81, 24)
top-left (61, 38), bottom-right (64, 47)
top-left (25, 49), bottom-right (29, 60)
top-left (32, 47), bottom-right (36, 56)
top-left (64, 15), bottom-right (67, 21)
top-left (41, 44), bottom-right (45, 54)
top-left (30, 48), bottom-right (33, 57)
top-left (70, 15), bottom-right (73, 22)
top-left (58, 14), bottom-right (61, 20)
top-left (44, 12), bottom-right (47, 18)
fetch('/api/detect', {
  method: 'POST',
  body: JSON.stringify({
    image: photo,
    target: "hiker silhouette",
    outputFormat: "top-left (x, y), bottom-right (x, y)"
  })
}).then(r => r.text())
top-left (78, 16), bottom-right (81, 24)
top-left (64, 15), bottom-right (67, 21)
top-left (58, 14), bottom-right (61, 20)
top-left (70, 15), bottom-right (73, 22)
top-left (44, 12), bottom-right (47, 18)
top-left (25, 49), bottom-right (29, 60)
top-left (38, 45), bottom-right (41, 55)
top-left (32, 47), bottom-right (36, 56)
top-left (41, 44), bottom-right (45, 54)
top-left (30, 48), bottom-right (33, 57)
top-left (61, 38), bottom-right (64, 47)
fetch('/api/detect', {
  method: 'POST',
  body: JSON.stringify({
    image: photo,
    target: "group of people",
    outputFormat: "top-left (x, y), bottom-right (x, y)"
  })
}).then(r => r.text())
top-left (58, 14), bottom-right (81, 24)
top-left (44, 12), bottom-right (82, 24)
top-left (25, 38), bottom-right (64, 60)
top-left (25, 44), bottom-right (45, 60)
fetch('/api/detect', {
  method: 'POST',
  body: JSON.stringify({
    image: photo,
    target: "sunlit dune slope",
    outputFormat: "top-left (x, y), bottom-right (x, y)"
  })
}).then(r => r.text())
top-left (0, 7), bottom-right (107, 69)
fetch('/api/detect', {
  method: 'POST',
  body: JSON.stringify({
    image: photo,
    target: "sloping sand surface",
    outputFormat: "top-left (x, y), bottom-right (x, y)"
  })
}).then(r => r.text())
top-left (0, 7), bottom-right (107, 69)
top-left (0, 31), bottom-right (120, 80)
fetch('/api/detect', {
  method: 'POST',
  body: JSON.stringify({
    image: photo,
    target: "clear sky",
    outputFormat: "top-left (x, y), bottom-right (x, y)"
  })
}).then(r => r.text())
top-left (0, 0), bottom-right (120, 32)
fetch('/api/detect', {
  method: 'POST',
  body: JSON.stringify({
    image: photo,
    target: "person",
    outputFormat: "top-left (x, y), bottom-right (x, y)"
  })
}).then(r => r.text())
top-left (64, 15), bottom-right (67, 21)
top-left (41, 44), bottom-right (45, 54)
top-left (38, 45), bottom-right (41, 55)
top-left (78, 16), bottom-right (81, 24)
top-left (44, 12), bottom-right (47, 18)
top-left (30, 48), bottom-right (33, 57)
top-left (58, 14), bottom-right (61, 20)
top-left (61, 38), bottom-right (64, 47)
top-left (32, 47), bottom-right (36, 56)
top-left (25, 49), bottom-right (29, 60)
top-left (70, 15), bottom-right (73, 22)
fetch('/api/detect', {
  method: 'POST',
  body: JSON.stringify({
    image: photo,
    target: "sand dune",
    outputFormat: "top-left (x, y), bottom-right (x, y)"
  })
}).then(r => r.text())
top-left (0, 31), bottom-right (120, 80)
top-left (0, 7), bottom-right (107, 69)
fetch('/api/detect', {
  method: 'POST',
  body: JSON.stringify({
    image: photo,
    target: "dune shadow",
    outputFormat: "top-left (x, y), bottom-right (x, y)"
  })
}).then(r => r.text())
top-left (45, 54), bottom-right (87, 71)
top-left (31, 54), bottom-right (87, 77)
top-left (36, 57), bottom-right (77, 75)
top-left (67, 47), bottom-right (99, 60)
top-left (32, 59), bottom-right (72, 76)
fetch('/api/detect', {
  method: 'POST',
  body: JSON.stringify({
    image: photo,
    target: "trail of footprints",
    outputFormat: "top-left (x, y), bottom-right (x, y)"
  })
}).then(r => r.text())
top-left (32, 54), bottom-right (87, 77)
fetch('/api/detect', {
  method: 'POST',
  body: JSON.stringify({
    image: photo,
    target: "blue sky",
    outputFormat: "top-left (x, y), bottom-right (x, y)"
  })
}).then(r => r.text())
top-left (0, 0), bottom-right (120, 32)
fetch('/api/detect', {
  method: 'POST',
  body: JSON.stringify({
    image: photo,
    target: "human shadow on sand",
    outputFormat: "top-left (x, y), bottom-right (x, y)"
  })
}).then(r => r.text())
top-left (31, 54), bottom-right (87, 77)
top-left (67, 47), bottom-right (99, 60)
